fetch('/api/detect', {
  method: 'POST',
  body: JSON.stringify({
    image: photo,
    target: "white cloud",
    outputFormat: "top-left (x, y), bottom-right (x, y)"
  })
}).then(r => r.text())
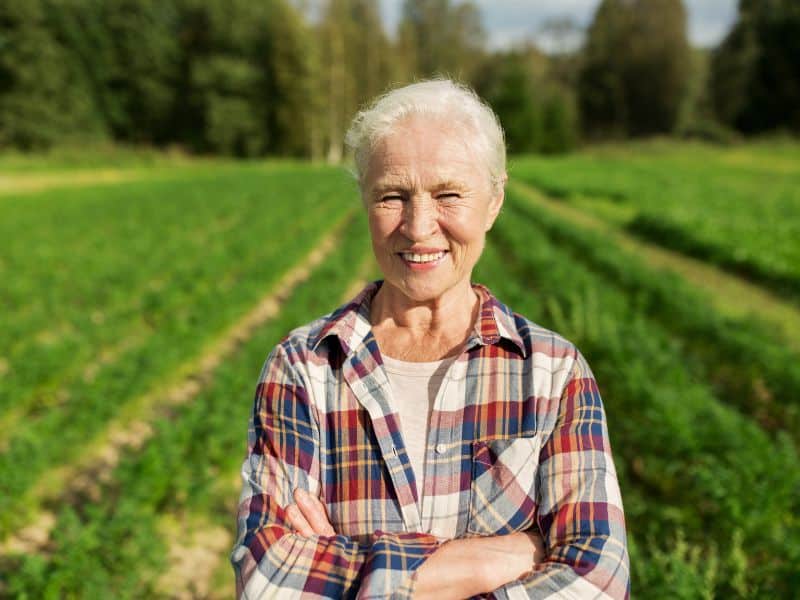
top-left (685, 0), bottom-right (739, 46)
top-left (379, 0), bottom-right (739, 50)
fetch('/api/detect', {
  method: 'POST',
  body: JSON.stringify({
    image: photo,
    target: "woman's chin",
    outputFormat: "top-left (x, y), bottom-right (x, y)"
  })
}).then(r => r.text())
top-left (382, 276), bottom-right (470, 306)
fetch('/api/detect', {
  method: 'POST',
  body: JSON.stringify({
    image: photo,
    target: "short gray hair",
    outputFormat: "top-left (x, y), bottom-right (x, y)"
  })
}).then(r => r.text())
top-left (344, 79), bottom-right (507, 192)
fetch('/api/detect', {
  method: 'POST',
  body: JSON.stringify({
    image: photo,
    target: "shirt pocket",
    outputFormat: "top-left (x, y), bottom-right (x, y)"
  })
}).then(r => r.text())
top-left (466, 435), bottom-right (541, 536)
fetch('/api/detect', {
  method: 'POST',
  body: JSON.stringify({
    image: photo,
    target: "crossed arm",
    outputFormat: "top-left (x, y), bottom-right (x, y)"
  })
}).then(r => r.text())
top-left (232, 345), bottom-right (629, 599)
top-left (285, 488), bottom-right (546, 599)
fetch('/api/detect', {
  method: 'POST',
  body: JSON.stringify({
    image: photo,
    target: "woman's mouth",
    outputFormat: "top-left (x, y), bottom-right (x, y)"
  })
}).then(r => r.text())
top-left (397, 250), bottom-right (448, 270)
top-left (398, 250), bottom-right (447, 264)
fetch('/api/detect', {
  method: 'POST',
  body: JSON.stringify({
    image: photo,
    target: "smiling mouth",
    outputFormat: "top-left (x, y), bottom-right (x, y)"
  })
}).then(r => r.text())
top-left (398, 250), bottom-right (447, 264)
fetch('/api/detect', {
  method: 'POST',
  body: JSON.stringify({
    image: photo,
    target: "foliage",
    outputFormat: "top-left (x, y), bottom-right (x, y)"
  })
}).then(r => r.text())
top-left (578, 0), bottom-right (692, 137)
top-left (476, 48), bottom-right (579, 155)
top-left (313, 0), bottom-right (396, 162)
top-left (512, 141), bottom-right (800, 301)
top-left (0, 0), bottom-right (104, 149)
top-left (175, 0), bottom-right (313, 156)
top-left (1, 146), bottom-right (799, 597)
top-left (0, 162), bottom-right (357, 536)
top-left (2, 208), bottom-right (371, 597)
top-left (711, 0), bottom-right (800, 134)
top-left (397, 0), bottom-right (486, 82)
top-left (0, 0), bottom-right (314, 156)
top-left (477, 194), bottom-right (800, 598)
top-left (2, 0), bottom-right (800, 155)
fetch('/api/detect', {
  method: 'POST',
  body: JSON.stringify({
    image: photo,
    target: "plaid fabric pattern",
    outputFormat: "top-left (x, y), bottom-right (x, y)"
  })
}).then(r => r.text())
top-left (231, 281), bottom-right (630, 599)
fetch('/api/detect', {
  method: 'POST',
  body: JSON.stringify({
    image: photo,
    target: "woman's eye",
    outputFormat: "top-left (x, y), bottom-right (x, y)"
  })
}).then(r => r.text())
top-left (437, 192), bottom-right (460, 200)
top-left (381, 194), bottom-right (402, 202)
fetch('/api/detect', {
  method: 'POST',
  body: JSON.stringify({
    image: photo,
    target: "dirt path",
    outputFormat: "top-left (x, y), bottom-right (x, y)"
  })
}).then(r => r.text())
top-left (156, 262), bottom-right (375, 600)
top-left (508, 179), bottom-right (800, 351)
top-left (0, 213), bottom-right (354, 557)
top-left (0, 169), bottom-right (150, 195)
top-left (155, 514), bottom-right (233, 600)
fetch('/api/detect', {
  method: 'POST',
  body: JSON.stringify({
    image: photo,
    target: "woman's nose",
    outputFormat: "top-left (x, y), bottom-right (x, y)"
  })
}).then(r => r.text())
top-left (401, 197), bottom-right (438, 240)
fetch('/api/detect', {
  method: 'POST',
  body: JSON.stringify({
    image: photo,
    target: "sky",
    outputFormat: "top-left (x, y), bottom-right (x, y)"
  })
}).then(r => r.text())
top-left (379, 0), bottom-right (740, 51)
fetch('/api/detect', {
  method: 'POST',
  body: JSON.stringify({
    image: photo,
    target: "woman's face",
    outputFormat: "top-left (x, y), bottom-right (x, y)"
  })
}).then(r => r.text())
top-left (363, 115), bottom-right (504, 305)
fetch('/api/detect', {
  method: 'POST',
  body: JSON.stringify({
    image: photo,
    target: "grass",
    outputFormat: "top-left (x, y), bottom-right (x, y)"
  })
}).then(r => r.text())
top-left (2, 141), bottom-right (799, 599)
top-left (477, 200), bottom-right (800, 598)
top-left (0, 162), bottom-right (358, 536)
top-left (511, 139), bottom-right (800, 300)
top-left (1, 212), bottom-right (373, 598)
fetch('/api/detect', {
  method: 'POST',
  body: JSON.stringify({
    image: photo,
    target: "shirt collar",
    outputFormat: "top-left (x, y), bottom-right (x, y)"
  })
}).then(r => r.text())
top-left (310, 280), bottom-right (527, 358)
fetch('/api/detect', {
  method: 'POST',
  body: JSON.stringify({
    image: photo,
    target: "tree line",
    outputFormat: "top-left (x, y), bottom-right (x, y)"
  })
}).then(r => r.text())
top-left (0, 0), bottom-right (797, 158)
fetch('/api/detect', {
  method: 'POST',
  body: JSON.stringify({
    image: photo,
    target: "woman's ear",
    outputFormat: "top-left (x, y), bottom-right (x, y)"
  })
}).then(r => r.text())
top-left (485, 174), bottom-right (507, 231)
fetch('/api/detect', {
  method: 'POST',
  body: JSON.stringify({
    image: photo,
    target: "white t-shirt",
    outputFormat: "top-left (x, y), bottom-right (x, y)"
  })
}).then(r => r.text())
top-left (381, 354), bottom-right (457, 504)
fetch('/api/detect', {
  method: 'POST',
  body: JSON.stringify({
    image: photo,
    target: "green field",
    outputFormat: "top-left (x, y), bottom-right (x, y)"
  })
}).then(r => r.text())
top-left (1, 142), bottom-right (798, 599)
top-left (511, 140), bottom-right (800, 301)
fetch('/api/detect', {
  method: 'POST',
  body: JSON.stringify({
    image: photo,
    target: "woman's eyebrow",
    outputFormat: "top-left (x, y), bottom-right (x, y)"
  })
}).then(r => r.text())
top-left (371, 183), bottom-right (405, 195)
top-left (432, 180), bottom-right (468, 191)
top-left (370, 178), bottom-right (467, 194)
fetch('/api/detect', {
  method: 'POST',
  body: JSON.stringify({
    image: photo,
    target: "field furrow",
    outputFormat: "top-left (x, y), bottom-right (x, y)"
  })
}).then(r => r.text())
top-left (507, 180), bottom-right (800, 347)
top-left (0, 212), bottom-right (375, 598)
top-left (0, 164), bottom-right (359, 537)
top-left (507, 180), bottom-right (800, 442)
top-left (2, 144), bottom-right (798, 599)
top-left (511, 141), bottom-right (800, 301)
top-left (0, 211), bottom-right (354, 556)
top-left (476, 202), bottom-right (800, 597)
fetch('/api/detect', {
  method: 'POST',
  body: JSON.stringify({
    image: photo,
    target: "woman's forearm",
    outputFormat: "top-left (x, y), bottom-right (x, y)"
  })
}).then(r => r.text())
top-left (412, 532), bottom-right (542, 600)
top-left (287, 489), bottom-right (545, 599)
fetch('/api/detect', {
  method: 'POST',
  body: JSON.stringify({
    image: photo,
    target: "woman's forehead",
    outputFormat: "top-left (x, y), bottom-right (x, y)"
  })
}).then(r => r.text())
top-left (367, 123), bottom-right (486, 182)
top-left (367, 153), bottom-right (486, 189)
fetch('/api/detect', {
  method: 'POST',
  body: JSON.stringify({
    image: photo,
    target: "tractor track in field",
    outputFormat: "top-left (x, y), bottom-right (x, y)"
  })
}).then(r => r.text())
top-left (0, 332), bottom-right (147, 452)
top-left (0, 169), bottom-right (151, 195)
top-left (0, 212), bottom-right (356, 559)
top-left (0, 161), bottom-right (300, 197)
top-left (154, 262), bottom-right (374, 600)
top-left (508, 179), bottom-right (800, 352)
top-left (0, 211), bottom-right (254, 445)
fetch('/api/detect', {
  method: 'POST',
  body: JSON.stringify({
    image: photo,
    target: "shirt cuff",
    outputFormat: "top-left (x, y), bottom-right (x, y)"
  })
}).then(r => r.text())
top-left (357, 530), bottom-right (443, 600)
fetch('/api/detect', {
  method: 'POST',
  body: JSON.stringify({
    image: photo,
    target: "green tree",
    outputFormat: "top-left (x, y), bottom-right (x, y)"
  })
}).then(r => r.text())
top-left (0, 0), bottom-right (103, 149)
top-left (710, 0), bottom-right (800, 133)
top-left (477, 47), bottom-right (578, 155)
top-left (476, 50), bottom-right (542, 154)
top-left (259, 0), bottom-right (314, 156)
top-left (314, 0), bottom-right (396, 162)
top-left (540, 89), bottom-right (579, 153)
top-left (578, 0), bottom-right (692, 137)
top-left (174, 0), bottom-right (312, 156)
top-left (51, 0), bottom-right (182, 144)
top-left (99, 0), bottom-right (181, 143)
top-left (397, 0), bottom-right (486, 82)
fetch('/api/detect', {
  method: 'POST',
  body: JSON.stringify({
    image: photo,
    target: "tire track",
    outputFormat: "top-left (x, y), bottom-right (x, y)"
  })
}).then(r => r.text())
top-left (154, 261), bottom-right (374, 600)
top-left (508, 179), bottom-right (800, 351)
top-left (0, 212), bottom-right (355, 557)
top-left (0, 170), bottom-right (149, 196)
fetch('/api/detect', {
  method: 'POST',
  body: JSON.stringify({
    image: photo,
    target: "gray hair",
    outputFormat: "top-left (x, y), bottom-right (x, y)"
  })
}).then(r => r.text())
top-left (344, 79), bottom-right (507, 192)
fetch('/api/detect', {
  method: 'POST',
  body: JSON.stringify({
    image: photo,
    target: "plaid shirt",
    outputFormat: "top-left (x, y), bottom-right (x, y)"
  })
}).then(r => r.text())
top-left (232, 281), bottom-right (629, 599)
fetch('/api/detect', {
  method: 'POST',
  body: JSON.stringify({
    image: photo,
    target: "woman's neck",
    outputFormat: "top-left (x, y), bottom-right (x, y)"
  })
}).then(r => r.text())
top-left (369, 281), bottom-right (480, 361)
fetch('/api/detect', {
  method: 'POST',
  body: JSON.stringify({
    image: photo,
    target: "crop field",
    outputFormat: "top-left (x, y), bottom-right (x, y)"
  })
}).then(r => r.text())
top-left (1, 141), bottom-right (799, 599)
top-left (510, 140), bottom-right (800, 302)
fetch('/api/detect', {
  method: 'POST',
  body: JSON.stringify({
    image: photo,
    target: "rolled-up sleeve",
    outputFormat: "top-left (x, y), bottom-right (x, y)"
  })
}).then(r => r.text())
top-left (492, 350), bottom-right (630, 600)
top-left (231, 345), bottom-right (441, 600)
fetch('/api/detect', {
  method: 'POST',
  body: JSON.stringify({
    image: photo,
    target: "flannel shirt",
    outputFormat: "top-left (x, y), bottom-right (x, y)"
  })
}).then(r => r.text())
top-left (231, 281), bottom-right (630, 599)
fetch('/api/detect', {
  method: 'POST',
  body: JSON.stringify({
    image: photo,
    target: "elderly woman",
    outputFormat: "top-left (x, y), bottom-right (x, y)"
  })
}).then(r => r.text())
top-left (231, 80), bottom-right (629, 599)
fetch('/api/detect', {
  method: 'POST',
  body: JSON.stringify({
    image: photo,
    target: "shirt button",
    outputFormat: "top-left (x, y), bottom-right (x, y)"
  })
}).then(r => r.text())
top-left (435, 443), bottom-right (447, 455)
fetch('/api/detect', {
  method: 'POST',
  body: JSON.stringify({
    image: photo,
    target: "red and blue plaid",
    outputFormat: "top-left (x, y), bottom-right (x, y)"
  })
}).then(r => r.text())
top-left (232, 281), bottom-right (630, 599)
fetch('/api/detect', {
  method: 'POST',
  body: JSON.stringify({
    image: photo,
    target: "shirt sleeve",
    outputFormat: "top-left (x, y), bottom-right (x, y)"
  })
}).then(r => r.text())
top-left (490, 349), bottom-right (630, 600)
top-left (230, 344), bottom-right (442, 600)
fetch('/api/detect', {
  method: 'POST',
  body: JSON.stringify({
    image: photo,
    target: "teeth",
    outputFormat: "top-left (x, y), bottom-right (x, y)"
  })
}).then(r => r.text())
top-left (401, 251), bottom-right (445, 263)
